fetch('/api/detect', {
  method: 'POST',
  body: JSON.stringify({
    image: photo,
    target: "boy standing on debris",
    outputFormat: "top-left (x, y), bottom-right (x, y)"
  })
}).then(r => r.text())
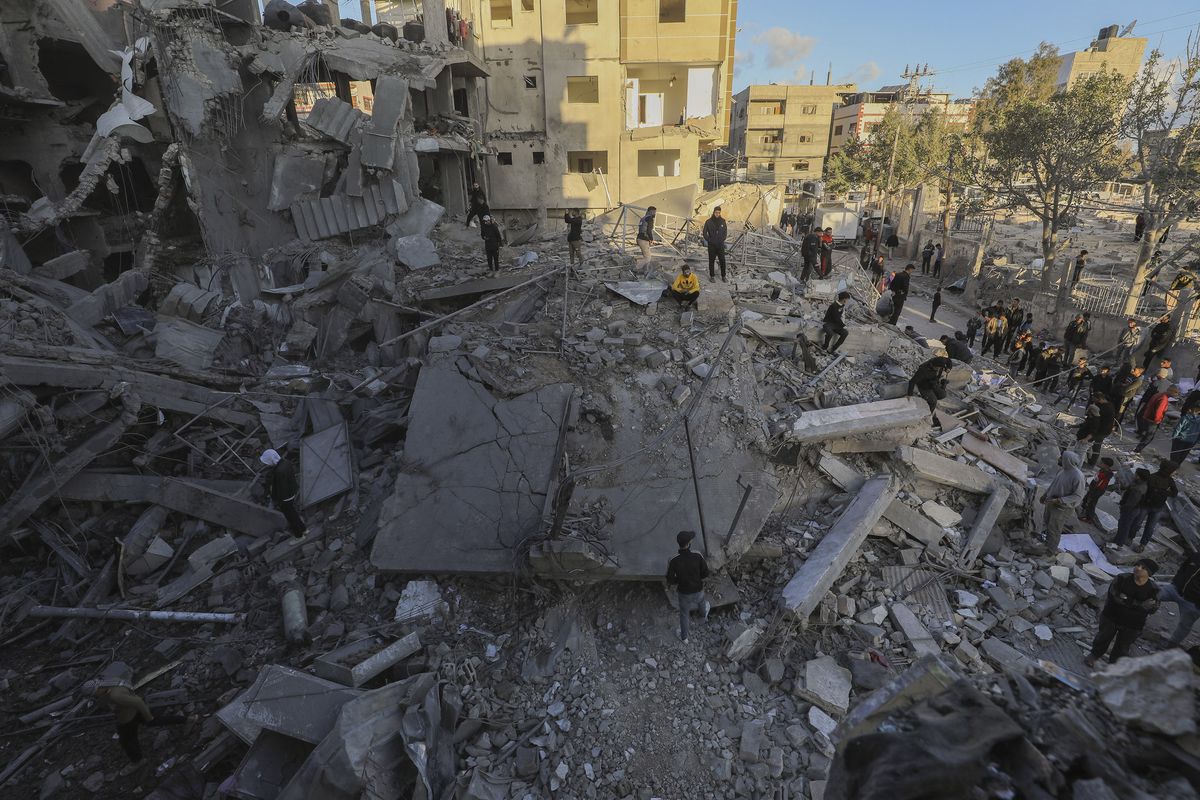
top-left (702, 206), bottom-right (729, 282)
top-left (480, 214), bottom-right (505, 272)
top-left (1084, 558), bottom-right (1160, 668)
top-left (563, 210), bottom-right (584, 266)
top-left (1078, 457), bottom-right (1115, 524)
top-left (1036, 450), bottom-right (1086, 553)
top-left (822, 291), bottom-right (851, 353)
top-left (906, 356), bottom-right (954, 421)
top-left (665, 264), bottom-right (700, 309)
top-left (666, 530), bottom-right (709, 642)
top-left (1112, 468), bottom-right (1150, 550)
top-left (636, 206), bottom-right (657, 271)
top-left (261, 449), bottom-right (306, 536)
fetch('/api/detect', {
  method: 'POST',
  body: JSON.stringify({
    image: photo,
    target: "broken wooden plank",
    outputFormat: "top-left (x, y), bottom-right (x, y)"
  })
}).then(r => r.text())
top-left (57, 474), bottom-right (285, 536)
top-left (0, 393), bottom-right (141, 540)
top-left (959, 486), bottom-right (1012, 566)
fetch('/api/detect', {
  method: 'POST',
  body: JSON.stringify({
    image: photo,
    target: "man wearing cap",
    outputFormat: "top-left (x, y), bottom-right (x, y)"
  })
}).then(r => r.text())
top-left (666, 530), bottom-right (709, 642)
top-left (1084, 558), bottom-right (1160, 668)
top-left (261, 449), bottom-right (306, 536)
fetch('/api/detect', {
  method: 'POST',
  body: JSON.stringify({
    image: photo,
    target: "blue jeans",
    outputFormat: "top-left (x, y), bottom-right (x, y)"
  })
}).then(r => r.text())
top-left (677, 590), bottom-right (707, 640)
top-left (1128, 506), bottom-right (1165, 547)
top-left (1158, 583), bottom-right (1200, 646)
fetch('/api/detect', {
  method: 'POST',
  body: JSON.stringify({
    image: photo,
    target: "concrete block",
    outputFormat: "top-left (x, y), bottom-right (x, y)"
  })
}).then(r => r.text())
top-left (959, 486), bottom-right (1010, 566)
top-left (393, 580), bottom-right (445, 622)
top-left (798, 656), bottom-right (852, 716)
top-left (34, 250), bottom-right (90, 280)
top-left (888, 603), bottom-right (940, 657)
top-left (896, 446), bottom-right (995, 494)
top-left (312, 632), bottom-right (421, 687)
top-left (782, 475), bottom-right (895, 620)
top-left (920, 500), bottom-right (961, 528)
top-left (789, 398), bottom-right (929, 445)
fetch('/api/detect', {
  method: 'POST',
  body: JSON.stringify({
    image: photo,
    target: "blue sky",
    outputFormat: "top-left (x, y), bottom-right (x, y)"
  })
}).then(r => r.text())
top-left (734, 3), bottom-right (1200, 98)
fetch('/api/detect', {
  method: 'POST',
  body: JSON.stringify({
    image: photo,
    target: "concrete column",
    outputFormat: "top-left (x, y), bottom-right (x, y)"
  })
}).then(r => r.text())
top-left (422, 0), bottom-right (448, 43)
top-left (440, 154), bottom-right (467, 216)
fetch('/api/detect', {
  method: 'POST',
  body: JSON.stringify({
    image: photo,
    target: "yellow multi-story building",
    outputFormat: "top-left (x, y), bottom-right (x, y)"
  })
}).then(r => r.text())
top-left (727, 83), bottom-right (856, 199)
top-left (1056, 24), bottom-right (1147, 89)
top-left (475, 0), bottom-right (738, 219)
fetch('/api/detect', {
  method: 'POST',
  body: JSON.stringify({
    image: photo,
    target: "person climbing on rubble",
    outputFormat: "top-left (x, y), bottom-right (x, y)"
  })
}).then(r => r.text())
top-left (1134, 385), bottom-right (1178, 454)
top-left (1058, 357), bottom-right (1092, 408)
top-left (907, 356), bottom-right (953, 423)
top-left (821, 291), bottom-right (851, 353)
top-left (702, 206), bottom-right (729, 282)
top-left (887, 263), bottom-right (914, 325)
top-left (1113, 318), bottom-right (1142, 368)
top-left (929, 285), bottom-right (942, 323)
top-left (1063, 312), bottom-right (1090, 365)
top-left (636, 206), bottom-right (657, 271)
top-left (1078, 457), bottom-right (1116, 524)
top-left (480, 214), bottom-right (505, 273)
top-left (1171, 405), bottom-right (1200, 464)
top-left (664, 264), bottom-right (700, 309)
top-left (966, 308), bottom-right (983, 349)
top-left (1076, 392), bottom-right (1116, 467)
top-left (1158, 548), bottom-right (1200, 648)
top-left (465, 182), bottom-right (489, 228)
top-left (1084, 558), bottom-right (1160, 668)
top-left (1035, 450), bottom-right (1086, 554)
top-left (89, 674), bottom-right (186, 764)
top-left (261, 449), bottom-right (306, 536)
top-left (666, 530), bottom-right (709, 642)
top-left (800, 226), bottom-right (822, 281)
top-left (564, 209), bottom-right (584, 266)
top-left (1122, 460), bottom-right (1179, 553)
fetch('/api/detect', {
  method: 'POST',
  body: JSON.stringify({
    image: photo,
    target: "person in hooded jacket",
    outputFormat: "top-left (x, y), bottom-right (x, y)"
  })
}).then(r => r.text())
top-left (702, 207), bottom-right (729, 282)
top-left (261, 449), bottom-right (306, 535)
top-left (1037, 450), bottom-right (1086, 553)
top-left (1076, 393), bottom-right (1116, 466)
top-left (907, 356), bottom-right (953, 421)
top-left (800, 227), bottom-right (822, 281)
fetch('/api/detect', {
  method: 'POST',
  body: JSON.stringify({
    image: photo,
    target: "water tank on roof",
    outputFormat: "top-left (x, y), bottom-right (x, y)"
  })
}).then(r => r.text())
top-left (373, 23), bottom-right (399, 42)
top-left (401, 21), bottom-right (423, 43)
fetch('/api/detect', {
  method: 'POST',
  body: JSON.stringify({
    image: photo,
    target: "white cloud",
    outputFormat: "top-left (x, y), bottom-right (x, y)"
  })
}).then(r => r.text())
top-left (838, 61), bottom-right (882, 86)
top-left (792, 65), bottom-right (812, 84)
top-left (754, 27), bottom-right (817, 69)
top-left (734, 50), bottom-right (756, 77)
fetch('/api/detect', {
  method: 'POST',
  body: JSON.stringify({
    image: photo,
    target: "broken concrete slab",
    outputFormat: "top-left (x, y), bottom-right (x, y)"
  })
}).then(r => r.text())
top-left (66, 269), bottom-right (149, 327)
top-left (313, 632), bottom-right (421, 687)
top-left (798, 656), bottom-right (853, 716)
top-left (782, 475), bottom-right (895, 620)
top-left (154, 315), bottom-right (225, 370)
top-left (360, 75), bottom-right (409, 168)
top-left (835, 655), bottom-right (961, 742)
top-left (895, 446), bottom-right (995, 494)
top-left (393, 233), bottom-right (440, 269)
top-left (393, 581), bottom-right (446, 623)
top-left (1093, 650), bottom-right (1197, 736)
top-left (980, 637), bottom-right (1038, 674)
top-left (299, 423), bottom-right (353, 508)
top-left (959, 486), bottom-right (1011, 566)
top-left (920, 500), bottom-right (962, 528)
top-left (303, 96), bottom-right (366, 143)
top-left (888, 603), bottom-right (940, 657)
top-left (386, 197), bottom-right (444, 238)
top-left (34, 250), bottom-right (90, 280)
top-left (789, 398), bottom-right (929, 445)
top-left (960, 434), bottom-right (1029, 482)
top-left (816, 453), bottom-right (945, 553)
top-left (217, 665), bottom-right (359, 745)
top-left (604, 281), bottom-right (668, 306)
top-left (268, 153), bottom-right (325, 211)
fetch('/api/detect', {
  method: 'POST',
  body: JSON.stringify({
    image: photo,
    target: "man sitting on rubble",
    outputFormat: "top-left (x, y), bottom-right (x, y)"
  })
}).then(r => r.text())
top-left (1084, 558), bottom-right (1160, 668)
top-left (1035, 450), bottom-right (1086, 554)
top-left (666, 530), bottom-right (709, 642)
top-left (822, 291), bottom-right (852, 353)
top-left (1159, 548), bottom-right (1200, 648)
top-left (261, 449), bottom-right (306, 536)
top-left (664, 264), bottom-right (700, 309)
top-left (907, 356), bottom-right (954, 423)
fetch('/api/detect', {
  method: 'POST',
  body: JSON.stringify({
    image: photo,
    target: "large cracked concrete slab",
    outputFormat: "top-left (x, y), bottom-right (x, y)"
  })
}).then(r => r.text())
top-left (371, 366), bottom-right (573, 574)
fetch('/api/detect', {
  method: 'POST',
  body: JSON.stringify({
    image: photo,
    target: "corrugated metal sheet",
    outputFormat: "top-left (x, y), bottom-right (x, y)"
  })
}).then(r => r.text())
top-left (290, 180), bottom-right (409, 240)
top-left (304, 97), bottom-right (365, 144)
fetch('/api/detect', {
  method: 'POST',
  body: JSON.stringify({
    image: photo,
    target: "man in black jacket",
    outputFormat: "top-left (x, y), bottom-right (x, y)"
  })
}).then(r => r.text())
top-left (1063, 313), bottom-right (1089, 365)
top-left (1127, 460), bottom-right (1179, 553)
top-left (564, 210), bottom-right (584, 265)
top-left (465, 182), bottom-right (488, 227)
top-left (822, 291), bottom-right (851, 352)
top-left (1142, 314), bottom-right (1173, 369)
top-left (888, 263), bottom-right (914, 325)
top-left (1077, 392), bottom-right (1116, 466)
top-left (702, 207), bottom-right (729, 282)
top-left (921, 241), bottom-right (935, 274)
top-left (800, 228), bottom-right (821, 281)
top-left (941, 333), bottom-right (973, 364)
top-left (907, 356), bottom-right (953, 421)
top-left (1160, 550), bottom-right (1200, 647)
top-left (261, 449), bottom-right (306, 535)
top-left (480, 215), bottom-right (505, 272)
top-left (1057, 357), bottom-right (1092, 407)
top-left (666, 530), bottom-right (709, 642)
top-left (1084, 558), bottom-right (1160, 667)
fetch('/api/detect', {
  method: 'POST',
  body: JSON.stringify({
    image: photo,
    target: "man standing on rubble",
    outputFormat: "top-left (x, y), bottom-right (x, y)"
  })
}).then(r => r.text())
top-left (1058, 357), bottom-right (1093, 408)
top-left (800, 226), bottom-right (822, 281)
top-left (261, 449), bottom-right (306, 536)
top-left (907, 356), bottom-right (953, 422)
top-left (564, 209), bottom-right (584, 266)
top-left (1036, 450), bottom-right (1086, 554)
top-left (1134, 385), bottom-right (1178, 454)
top-left (702, 206), bottom-right (729, 282)
top-left (465, 182), bottom-right (489, 228)
top-left (966, 308), bottom-right (984, 349)
top-left (822, 291), bottom-right (851, 353)
top-left (1077, 393), bottom-right (1116, 467)
top-left (666, 530), bottom-right (709, 642)
top-left (90, 674), bottom-right (186, 764)
top-left (1159, 548), bottom-right (1200, 648)
top-left (1142, 315), bottom-right (1173, 369)
top-left (1123, 460), bottom-right (1179, 553)
top-left (1084, 558), bottom-right (1160, 668)
top-left (636, 206), bottom-right (657, 271)
top-left (480, 214), bottom-right (505, 273)
top-left (888, 264), bottom-right (914, 325)
top-left (1063, 313), bottom-right (1090, 365)
top-left (819, 227), bottom-right (835, 277)
top-left (1112, 365), bottom-right (1146, 424)
top-left (1113, 318), bottom-right (1142, 368)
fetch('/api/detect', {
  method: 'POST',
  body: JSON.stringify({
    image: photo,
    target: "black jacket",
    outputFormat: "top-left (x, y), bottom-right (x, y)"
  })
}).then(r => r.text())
top-left (1147, 321), bottom-right (1171, 352)
top-left (801, 232), bottom-right (821, 259)
top-left (890, 271), bottom-right (911, 298)
top-left (1091, 373), bottom-right (1114, 398)
top-left (1065, 319), bottom-right (1089, 345)
top-left (911, 357), bottom-right (953, 388)
top-left (702, 217), bottom-right (728, 249)
top-left (481, 221), bottom-right (504, 249)
top-left (666, 549), bottom-right (708, 594)
top-left (946, 339), bottom-right (973, 363)
top-left (563, 213), bottom-right (583, 242)
top-left (469, 188), bottom-right (488, 211)
top-left (268, 460), bottom-right (299, 504)
top-left (1141, 471), bottom-right (1179, 509)
top-left (1067, 366), bottom-right (1093, 386)
top-left (1100, 572), bottom-right (1159, 630)
top-left (1079, 401), bottom-right (1116, 438)
top-left (1173, 552), bottom-right (1200, 605)
top-left (823, 300), bottom-right (846, 330)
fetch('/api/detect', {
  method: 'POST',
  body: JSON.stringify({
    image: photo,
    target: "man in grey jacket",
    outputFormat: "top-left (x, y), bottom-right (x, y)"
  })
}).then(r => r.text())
top-left (1113, 318), bottom-right (1142, 368)
top-left (1037, 450), bottom-right (1086, 553)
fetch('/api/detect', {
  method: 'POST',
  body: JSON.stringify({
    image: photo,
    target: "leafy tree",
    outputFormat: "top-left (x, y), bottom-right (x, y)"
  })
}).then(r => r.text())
top-left (824, 105), bottom-right (953, 198)
top-left (971, 43), bottom-right (1060, 133)
top-left (1121, 36), bottom-right (1200, 316)
top-left (965, 67), bottom-right (1129, 306)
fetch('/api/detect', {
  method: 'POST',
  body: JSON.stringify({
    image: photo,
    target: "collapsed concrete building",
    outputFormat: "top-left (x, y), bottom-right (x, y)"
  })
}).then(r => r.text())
top-left (1, 3), bottom-right (1199, 800)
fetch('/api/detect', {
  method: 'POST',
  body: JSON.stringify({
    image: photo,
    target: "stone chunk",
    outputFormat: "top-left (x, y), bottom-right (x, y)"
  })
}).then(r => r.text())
top-left (798, 656), bottom-right (852, 716)
top-left (428, 335), bottom-right (462, 353)
top-left (888, 603), bottom-right (940, 657)
top-left (920, 500), bottom-right (962, 528)
top-left (1093, 650), bottom-right (1198, 736)
top-left (725, 621), bottom-right (762, 661)
top-left (790, 399), bottom-right (929, 445)
top-left (739, 719), bottom-right (766, 763)
top-left (393, 581), bottom-right (445, 623)
top-left (1049, 565), bottom-right (1071, 585)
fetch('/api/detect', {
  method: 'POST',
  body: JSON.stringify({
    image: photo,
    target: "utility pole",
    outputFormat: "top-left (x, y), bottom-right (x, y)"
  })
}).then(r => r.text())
top-left (940, 140), bottom-right (957, 267)
top-left (870, 65), bottom-right (931, 267)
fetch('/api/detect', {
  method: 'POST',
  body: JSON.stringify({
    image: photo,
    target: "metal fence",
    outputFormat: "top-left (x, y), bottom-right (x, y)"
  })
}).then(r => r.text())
top-left (1069, 280), bottom-right (1167, 319)
top-left (924, 213), bottom-right (993, 235)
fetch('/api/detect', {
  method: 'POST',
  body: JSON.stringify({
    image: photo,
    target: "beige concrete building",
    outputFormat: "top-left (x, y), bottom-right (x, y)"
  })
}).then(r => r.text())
top-left (1057, 24), bottom-right (1147, 89)
top-left (829, 87), bottom-right (972, 156)
top-left (475, 0), bottom-right (738, 219)
top-left (726, 83), bottom-right (856, 199)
